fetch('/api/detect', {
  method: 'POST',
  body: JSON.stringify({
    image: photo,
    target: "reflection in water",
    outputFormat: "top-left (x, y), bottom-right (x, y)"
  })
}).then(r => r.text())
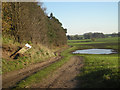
top-left (72, 49), bottom-right (117, 54)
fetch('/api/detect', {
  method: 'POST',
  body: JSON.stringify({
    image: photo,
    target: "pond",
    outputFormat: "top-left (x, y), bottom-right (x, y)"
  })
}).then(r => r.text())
top-left (72, 49), bottom-right (117, 54)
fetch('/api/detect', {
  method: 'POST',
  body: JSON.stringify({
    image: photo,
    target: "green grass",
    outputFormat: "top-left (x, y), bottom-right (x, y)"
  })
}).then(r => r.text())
top-left (68, 37), bottom-right (118, 43)
top-left (67, 39), bottom-right (91, 43)
top-left (68, 37), bottom-right (119, 46)
top-left (69, 37), bottom-right (120, 88)
top-left (15, 37), bottom-right (120, 88)
top-left (2, 37), bottom-right (56, 73)
top-left (76, 54), bottom-right (119, 88)
top-left (15, 46), bottom-right (76, 88)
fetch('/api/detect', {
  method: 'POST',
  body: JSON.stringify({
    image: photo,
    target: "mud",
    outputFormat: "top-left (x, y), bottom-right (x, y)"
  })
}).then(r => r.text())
top-left (2, 47), bottom-right (83, 88)
top-left (32, 56), bottom-right (83, 88)
top-left (2, 47), bottom-right (65, 88)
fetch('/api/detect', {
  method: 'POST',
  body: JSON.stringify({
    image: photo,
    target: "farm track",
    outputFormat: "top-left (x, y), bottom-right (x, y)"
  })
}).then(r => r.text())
top-left (31, 56), bottom-right (84, 88)
top-left (2, 49), bottom-right (64, 88)
top-left (2, 46), bottom-right (84, 88)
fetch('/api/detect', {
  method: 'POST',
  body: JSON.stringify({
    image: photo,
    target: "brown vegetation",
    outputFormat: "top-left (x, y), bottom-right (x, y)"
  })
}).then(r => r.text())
top-left (2, 2), bottom-right (67, 47)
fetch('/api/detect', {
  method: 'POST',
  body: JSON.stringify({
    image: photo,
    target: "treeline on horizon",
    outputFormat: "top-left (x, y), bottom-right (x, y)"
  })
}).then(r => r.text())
top-left (67, 32), bottom-right (120, 40)
top-left (2, 2), bottom-right (67, 48)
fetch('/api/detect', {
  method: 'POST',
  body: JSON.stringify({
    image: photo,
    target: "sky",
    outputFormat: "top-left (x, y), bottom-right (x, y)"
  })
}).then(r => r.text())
top-left (42, 2), bottom-right (118, 35)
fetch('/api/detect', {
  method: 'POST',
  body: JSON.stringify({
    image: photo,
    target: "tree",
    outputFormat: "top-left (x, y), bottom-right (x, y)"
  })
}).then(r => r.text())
top-left (64, 28), bottom-right (67, 33)
top-left (67, 35), bottom-right (71, 40)
top-left (50, 13), bottom-right (53, 19)
top-left (2, 3), bottom-right (12, 32)
top-left (2, 2), bottom-right (67, 47)
top-left (118, 32), bottom-right (120, 37)
top-left (83, 32), bottom-right (92, 39)
top-left (83, 32), bottom-right (105, 39)
top-left (111, 33), bottom-right (118, 37)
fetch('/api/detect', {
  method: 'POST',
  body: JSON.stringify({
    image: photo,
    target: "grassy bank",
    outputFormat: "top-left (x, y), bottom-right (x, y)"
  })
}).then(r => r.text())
top-left (2, 37), bottom-right (56, 74)
top-left (15, 46), bottom-right (76, 88)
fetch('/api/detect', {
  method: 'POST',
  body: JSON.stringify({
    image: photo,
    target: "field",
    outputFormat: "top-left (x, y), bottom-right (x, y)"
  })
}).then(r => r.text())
top-left (14, 37), bottom-right (120, 88)
top-left (68, 37), bottom-right (120, 88)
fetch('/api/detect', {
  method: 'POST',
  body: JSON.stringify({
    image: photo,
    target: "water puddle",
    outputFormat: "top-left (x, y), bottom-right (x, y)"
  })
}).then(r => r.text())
top-left (72, 49), bottom-right (117, 54)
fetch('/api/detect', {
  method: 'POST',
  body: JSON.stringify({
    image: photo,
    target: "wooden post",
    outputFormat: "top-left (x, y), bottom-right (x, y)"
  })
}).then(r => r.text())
top-left (10, 43), bottom-right (32, 59)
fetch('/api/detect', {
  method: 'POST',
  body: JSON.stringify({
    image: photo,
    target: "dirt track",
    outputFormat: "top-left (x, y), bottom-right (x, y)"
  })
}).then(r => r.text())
top-left (31, 56), bottom-right (83, 88)
top-left (2, 49), bottom-right (63, 88)
top-left (3, 46), bottom-right (84, 88)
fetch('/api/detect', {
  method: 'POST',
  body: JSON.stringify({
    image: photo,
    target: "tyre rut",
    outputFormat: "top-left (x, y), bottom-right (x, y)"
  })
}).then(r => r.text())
top-left (2, 52), bottom-right (63, 88)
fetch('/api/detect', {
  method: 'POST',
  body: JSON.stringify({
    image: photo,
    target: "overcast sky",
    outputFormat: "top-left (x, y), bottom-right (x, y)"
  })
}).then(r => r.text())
top-left (42, 2), bottom-right (118, 35)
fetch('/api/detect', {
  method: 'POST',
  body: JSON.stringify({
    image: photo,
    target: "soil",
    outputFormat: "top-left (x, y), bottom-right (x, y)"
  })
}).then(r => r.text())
top-left (2, 47), bottom-right (64, 88)
top-left (2, 55), bottom-right (62, 88)
top-left (31, 56), bottom-right (84, 88)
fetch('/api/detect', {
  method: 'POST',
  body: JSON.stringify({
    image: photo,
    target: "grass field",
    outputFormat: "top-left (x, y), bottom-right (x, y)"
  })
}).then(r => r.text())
top-left (69, 37), bottom-right (120, 88)
top-left (68, 37), bottom-right (119, 47)
top-left (15, 37), bottom-right (120, 88)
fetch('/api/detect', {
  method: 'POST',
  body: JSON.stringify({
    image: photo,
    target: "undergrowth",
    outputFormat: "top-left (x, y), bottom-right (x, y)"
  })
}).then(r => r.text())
top-left (2, 37), bottom-right (55, 73)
